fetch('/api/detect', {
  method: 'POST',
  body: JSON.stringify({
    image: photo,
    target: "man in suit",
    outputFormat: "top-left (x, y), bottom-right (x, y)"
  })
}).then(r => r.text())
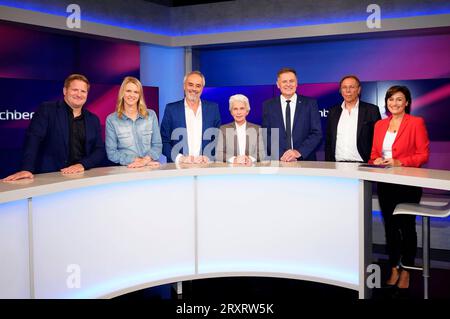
top-left (161, 71), bottom-right (221, 163)
top-left (3, 74), bottom-right (105, 181)
top-left (325, 75), bottom-right (381, 162)
top-left (216, 94), bottom-right (264, 164)
top-left (262, 68), bottom-right (322, 161)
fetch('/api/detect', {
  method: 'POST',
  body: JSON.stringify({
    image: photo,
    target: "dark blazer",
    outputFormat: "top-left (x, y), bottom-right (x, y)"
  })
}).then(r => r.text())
top-left (21, 100), bottom-right (105, 174)
top-left (160, 99), bottom-right (221, 162)
top-left (325, 101), bottom-right (381, 162)
top-left (369, 114), bottom-right (429, 167)
top-left (215, 121), bottom-right (265, 162)
top-left (262, 95), bottom-right (322, 161)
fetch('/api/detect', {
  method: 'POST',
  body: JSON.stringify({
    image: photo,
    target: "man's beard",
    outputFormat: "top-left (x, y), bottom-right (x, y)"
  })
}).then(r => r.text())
top-left (186, 93), bottom-right (200, 103)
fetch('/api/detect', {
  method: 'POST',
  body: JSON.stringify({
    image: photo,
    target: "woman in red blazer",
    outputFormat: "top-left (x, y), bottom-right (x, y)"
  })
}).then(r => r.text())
top-left (370, 86), bottom-right (429, 290)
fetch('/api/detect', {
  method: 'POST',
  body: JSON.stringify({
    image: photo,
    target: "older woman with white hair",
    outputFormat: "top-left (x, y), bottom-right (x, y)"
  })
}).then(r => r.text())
top-left (215, 94), bottom-right (265, 164)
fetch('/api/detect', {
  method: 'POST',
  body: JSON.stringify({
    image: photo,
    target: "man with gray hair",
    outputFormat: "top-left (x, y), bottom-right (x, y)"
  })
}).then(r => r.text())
top-left (161, 71), bottom-right (221, 163)
top-left (216, 94), bottom-right (264, 164)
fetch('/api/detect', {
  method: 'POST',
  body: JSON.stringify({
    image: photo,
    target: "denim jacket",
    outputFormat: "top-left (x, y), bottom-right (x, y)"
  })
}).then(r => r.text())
top-left (105, 110), bottom-right (162, 165)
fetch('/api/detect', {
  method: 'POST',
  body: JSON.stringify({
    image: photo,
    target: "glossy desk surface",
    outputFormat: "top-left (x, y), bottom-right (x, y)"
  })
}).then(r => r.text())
top-left (1, 161), bottom-right (450, 204)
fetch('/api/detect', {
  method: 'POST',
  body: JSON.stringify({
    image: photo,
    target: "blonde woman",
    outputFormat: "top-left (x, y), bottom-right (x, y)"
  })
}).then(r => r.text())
top-left (106, 76), bottom-right (161, 168)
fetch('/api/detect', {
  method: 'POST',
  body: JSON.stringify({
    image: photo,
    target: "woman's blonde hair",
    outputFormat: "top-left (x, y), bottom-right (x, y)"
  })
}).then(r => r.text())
top-left (116, 76), bottom-right (148, 119)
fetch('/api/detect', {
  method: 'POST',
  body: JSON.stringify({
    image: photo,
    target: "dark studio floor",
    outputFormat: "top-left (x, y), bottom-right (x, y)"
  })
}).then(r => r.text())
top-left (116, 246), bottom-right (450, 303)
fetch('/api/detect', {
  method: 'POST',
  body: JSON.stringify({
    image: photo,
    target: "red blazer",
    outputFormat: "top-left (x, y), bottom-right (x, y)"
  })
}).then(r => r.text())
top-left (369, 114), bottom-right (429, 167)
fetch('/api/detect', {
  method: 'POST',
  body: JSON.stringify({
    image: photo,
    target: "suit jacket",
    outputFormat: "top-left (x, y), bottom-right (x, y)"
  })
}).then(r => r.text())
top-left (21, 100), bottom-right (105, 174)
top-left (325, 101), bottom-right (381, 162)
top-left (215, 121), bottom-right (265, 162)
top-left (262, 95), bottom-right (322, 161)
top-left (369, 114), bottom-right (429, 167)
top-left (160, 99), bottom-right (221, 162)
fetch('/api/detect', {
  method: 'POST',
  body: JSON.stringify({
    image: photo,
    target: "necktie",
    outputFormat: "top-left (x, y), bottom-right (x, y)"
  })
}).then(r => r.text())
top-left (285, 100), bottom-right (292, 149)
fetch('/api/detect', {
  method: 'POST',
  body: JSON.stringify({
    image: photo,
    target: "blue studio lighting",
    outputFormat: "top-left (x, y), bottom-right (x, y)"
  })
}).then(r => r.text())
top-left (0, 0), bottom-right (173, 35)
top-left (1, 0), bottom-right (449, 36)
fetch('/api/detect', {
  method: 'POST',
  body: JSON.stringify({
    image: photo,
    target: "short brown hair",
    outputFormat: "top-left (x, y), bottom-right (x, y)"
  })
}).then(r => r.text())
top-left (277, 67), bottom-right (297, 79)
top-left (64, 74), bottom-right (90, 91)
top-left (339, 75), bottom-right (361, 88)
top-left (384, 85), bottom-right (412, 114)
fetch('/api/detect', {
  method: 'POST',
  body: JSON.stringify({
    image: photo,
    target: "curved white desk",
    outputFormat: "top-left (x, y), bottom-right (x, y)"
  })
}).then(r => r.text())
top-left (1, 162), bottom-right (449, 299)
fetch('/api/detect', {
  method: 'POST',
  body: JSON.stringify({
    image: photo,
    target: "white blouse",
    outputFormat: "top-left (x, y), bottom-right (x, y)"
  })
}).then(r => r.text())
top-left (382, 131), bottom-right (398, 159)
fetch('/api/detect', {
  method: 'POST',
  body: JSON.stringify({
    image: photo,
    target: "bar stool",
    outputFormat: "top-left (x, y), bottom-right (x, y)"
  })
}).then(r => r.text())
top-left (393, 201), bottom-right (450, 299)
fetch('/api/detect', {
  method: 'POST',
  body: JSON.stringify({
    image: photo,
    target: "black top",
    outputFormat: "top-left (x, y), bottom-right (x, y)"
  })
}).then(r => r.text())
top-left (21, 100), bottom-right (105, 174)
top-left (325, 101), bottom-right (381, 163)
top-left (65, 102), bottom-right (86, 166)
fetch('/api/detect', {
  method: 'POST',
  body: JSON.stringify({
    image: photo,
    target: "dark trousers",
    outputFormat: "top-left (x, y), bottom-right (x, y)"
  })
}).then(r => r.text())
top-left (377, 182), bottom-right (422, 268)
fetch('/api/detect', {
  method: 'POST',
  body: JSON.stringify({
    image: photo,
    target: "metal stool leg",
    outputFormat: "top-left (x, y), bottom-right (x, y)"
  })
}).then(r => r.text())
top-left (394, 201), bottom-right (450, 299)
top-left (423, 216), bottom-right (430, 299)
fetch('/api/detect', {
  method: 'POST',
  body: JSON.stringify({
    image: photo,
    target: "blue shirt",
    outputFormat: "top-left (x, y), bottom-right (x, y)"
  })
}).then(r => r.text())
top-left (105, 110), bottom-right (162, 165)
